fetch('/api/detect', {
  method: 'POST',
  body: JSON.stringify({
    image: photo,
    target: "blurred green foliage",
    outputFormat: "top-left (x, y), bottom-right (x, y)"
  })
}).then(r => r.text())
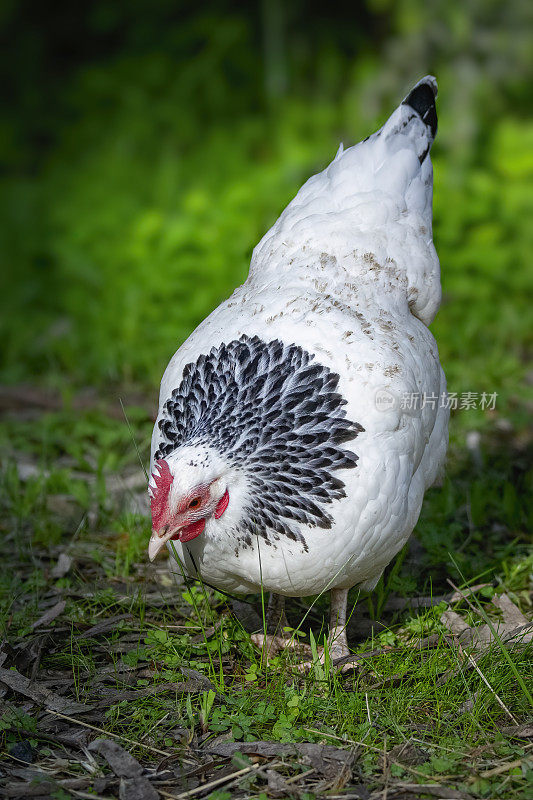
top-left (1, 0), bottom-right (532, 405)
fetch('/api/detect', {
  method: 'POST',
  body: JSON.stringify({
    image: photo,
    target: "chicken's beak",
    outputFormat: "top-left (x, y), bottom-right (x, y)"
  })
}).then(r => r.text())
top-left (148, 528), bottom-right (176, 562)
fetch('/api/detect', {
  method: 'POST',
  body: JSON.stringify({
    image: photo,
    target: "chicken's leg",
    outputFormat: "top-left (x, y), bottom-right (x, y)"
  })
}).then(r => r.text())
top-left (292, 587), bottom-right (351, 672)
top-left (250, 593), bottom-right (298, 656)
top-left (252, 589), bottom-right (352, 667)
top-left (266, 592), bottom-right (289, 635)
top-left (327, 587), bottom-right (350, 661)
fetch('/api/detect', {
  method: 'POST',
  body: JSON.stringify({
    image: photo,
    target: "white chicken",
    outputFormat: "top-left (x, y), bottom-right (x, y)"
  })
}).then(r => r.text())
top-left (147, 76), bottom-right (449, 661)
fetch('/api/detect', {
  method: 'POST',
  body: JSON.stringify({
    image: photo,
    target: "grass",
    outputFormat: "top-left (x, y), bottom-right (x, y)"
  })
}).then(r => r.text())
top-left (0, 392), bottom-right (531, 798)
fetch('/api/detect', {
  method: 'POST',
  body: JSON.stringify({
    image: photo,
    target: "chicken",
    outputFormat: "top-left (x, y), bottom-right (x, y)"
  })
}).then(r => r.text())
top-left (147, 76), bottom-right (449, 662)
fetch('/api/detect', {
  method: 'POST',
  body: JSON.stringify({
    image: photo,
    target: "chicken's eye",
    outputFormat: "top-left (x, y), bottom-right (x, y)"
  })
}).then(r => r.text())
top-left (188, 497), bottom-right (202, 509)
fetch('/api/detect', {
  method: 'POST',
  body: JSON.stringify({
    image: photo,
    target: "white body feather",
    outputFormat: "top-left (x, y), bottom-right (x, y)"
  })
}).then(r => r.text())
top-left (151, 77), bottom-right (449, 596)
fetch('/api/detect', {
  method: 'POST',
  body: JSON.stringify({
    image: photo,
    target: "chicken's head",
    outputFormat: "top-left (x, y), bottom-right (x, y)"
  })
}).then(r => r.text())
top-left (147, 446), bottom-right (231, 561)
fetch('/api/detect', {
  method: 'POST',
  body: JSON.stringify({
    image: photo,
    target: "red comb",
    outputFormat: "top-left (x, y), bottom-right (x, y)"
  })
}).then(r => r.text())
top-left (150, 459), bottom-right (173, 530)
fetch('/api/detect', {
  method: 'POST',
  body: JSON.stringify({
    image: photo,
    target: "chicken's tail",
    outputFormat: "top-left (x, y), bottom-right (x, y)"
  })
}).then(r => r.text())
top-left (402, 76), bottom-right (438, 142)
top-left (371, 75), bottom-right (438, 166)
top-left (348, 75), bottom-right (438, 203)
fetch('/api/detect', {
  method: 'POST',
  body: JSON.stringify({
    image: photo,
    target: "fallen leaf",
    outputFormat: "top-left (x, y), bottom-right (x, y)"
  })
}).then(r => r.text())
top-left (89, 739), bottom-right (159, 799)
top-left (440, 602), bottom-right (533, 652)
top-left (88, 738), bottom-right (141, 777)
top-left (179, 666), bottom-right (220, 693)
top-left (120, 776), bottom-right (158, 799)
top-left (314, 759), bottom-right (353, 795)
top-left (500, 723), bottom-right (533, 739)
top-left (0, 665), bottom-right (89, 714)
top-left (8, 741), bottom-right (35, 763)
top-left (250, 632), bottom-right (312, 658)
top-left (31, 600), bottom-right (66, 630)
top-left (267, 769), bottom-right (299, 798)
top-left (206, 741), bottom-right (355, 775)
top-left (448, 583), bottom-right (492, 603)
top-left (390, 783), bottom-right (472, 799)
top-left (93, 680), bottom-right (222, 708)
top-left (51, 553), bottom-right (73, 579)
top-left (12, 632), bottom-right (51, 679)
top-left (1, 777), bottom-right (93, 797)
top-left (76, 613), bottom-right (132, 639)
top-left (492, 593), bottom-right (529, 628)
top-left (385, 741), bottom-right (429, 767)
top-left (440, 610), bottom-right (471, 636)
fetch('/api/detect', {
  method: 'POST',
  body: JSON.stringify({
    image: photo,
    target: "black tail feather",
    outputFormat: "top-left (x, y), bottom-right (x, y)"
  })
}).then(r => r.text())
top-left (402, 78), bottom-right (438, 138)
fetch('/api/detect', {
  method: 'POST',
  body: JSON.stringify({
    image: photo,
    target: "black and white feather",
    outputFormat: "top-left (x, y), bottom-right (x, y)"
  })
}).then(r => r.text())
top-left (156, 335), bottom-right (363, 547)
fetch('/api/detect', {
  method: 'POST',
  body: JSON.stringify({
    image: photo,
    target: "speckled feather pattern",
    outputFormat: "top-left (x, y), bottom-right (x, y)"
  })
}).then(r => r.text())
top-left (156, 335), bottom-right (364, 549)
top-left (150, 77), bottom-right (449, 596)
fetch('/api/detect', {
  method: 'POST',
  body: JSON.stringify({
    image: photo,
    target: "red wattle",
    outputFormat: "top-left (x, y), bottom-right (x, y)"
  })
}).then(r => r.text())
top-left (178, 518), bottom-right (206, 542)
top-left (168, 490), bottom-right (228, 545)
top-left (215, 489), bottom-right (229, 519)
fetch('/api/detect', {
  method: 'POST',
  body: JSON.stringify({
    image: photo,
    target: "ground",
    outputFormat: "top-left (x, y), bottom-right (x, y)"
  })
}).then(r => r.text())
top-left (0, 383), bottom-right (531, 799)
